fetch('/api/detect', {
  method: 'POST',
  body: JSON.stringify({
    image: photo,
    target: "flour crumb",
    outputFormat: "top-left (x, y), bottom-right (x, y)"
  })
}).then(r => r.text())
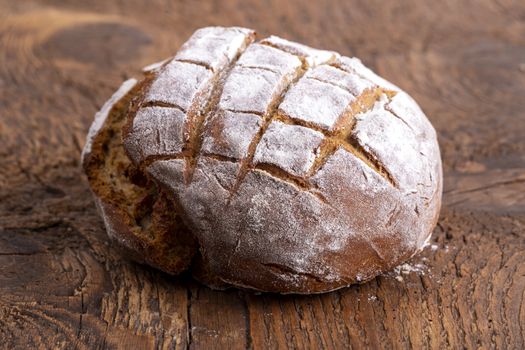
top-left (389, 261), bottom-right (429, 282)
top-left (394, 262), bottom-right (427, 275)
top-left (368, 294), bottom-right (377, 301)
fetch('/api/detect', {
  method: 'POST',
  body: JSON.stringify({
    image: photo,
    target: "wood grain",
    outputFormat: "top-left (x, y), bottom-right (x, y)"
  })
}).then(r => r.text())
top-left (1, 0), bottom-right (524, 348)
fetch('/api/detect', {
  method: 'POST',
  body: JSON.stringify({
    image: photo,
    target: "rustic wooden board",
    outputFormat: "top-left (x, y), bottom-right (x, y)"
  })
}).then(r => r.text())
top-left (1, 0), bottom-right (524, 348)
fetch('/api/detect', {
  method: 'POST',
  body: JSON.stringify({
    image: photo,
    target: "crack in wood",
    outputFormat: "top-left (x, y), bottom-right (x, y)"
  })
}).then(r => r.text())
top-left (242, 293), bottom-right (253, 350)
top-left (446, 178), bottom-right (525, 195)
top-left (77, 292), bottom-right (84, 340)
top-left (186, 288), bottom-right (193, 348)
top-left (0, 251), bottom-right (47, 256)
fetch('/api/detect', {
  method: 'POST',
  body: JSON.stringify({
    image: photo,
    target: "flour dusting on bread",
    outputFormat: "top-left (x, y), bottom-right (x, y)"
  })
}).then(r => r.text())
top-left (82, 26), bottom-right (442, 294)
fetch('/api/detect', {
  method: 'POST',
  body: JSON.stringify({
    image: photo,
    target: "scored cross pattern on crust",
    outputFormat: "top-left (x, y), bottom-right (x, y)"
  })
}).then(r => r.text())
top-left (124, 27), bottom-right (400, 202)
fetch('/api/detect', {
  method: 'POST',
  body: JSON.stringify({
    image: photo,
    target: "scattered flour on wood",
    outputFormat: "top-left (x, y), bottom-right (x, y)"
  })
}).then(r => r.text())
top-left (391, 261), bottom-right (430, 282)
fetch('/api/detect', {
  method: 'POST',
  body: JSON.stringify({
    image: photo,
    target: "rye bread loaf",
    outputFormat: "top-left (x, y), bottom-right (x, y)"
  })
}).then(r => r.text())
top-left (82, 26), bottom-right (442, 294)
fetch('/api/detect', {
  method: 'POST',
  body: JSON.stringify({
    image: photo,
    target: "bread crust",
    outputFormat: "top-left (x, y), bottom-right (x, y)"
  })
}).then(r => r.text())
top-left (82, 78), bottom-right (198, 276)
top-left (83, 26), bottom-right (442, 294)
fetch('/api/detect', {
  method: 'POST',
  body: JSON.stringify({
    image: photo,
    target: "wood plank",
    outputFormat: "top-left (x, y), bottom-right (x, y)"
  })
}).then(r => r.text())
top-left (1, 0), bottom-right (524, 348)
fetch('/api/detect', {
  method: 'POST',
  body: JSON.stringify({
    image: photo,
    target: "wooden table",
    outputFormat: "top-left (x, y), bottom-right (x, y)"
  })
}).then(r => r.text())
top-left (1, 1), bottom-right (524, 348)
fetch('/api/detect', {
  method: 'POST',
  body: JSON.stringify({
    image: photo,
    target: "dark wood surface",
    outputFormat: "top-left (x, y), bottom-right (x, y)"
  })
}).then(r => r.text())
top-left (1, 1), bottom-right (524, 348)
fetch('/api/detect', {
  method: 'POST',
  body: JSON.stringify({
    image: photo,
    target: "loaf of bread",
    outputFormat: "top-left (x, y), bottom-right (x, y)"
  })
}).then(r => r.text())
top-left (82, 26), bottom-right (442, 294)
